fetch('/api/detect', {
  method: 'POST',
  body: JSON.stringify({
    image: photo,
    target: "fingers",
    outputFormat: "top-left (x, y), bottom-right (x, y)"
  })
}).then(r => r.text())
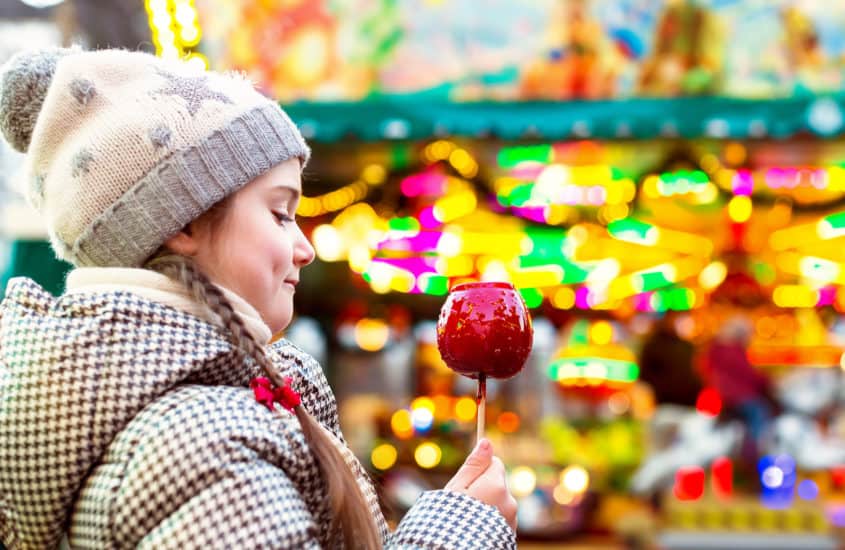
top-left (471, 457), bottom-right (518, 531)
top-left (445, 438), bottom-right (493, 491)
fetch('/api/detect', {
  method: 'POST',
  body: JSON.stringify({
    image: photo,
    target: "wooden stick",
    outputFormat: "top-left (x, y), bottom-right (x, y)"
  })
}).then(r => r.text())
top-left (476, 372), bottom-right (487, 444)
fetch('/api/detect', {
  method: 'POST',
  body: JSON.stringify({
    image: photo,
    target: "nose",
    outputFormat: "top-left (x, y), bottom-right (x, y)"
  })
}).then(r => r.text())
top-left (294, 223), bottom-right (316, 267)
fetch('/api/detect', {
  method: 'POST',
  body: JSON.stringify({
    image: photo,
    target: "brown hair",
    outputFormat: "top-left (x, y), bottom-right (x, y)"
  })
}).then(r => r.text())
top-left (145, 252), bottom-right (382, 549)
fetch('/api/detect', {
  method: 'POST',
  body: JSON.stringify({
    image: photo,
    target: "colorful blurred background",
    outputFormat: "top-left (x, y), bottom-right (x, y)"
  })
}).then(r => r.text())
top-left (4, 1), bottom-right (845, 548)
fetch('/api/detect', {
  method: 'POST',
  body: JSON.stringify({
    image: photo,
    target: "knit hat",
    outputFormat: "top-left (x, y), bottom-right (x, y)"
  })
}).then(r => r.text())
top-left (0, 47), bottom-right (310, 268)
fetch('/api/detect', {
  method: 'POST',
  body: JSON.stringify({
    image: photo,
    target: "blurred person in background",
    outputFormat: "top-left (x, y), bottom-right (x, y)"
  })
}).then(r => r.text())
top-left (638, 311), bottom-right (703, 408)
top-left (703, 313), bottom-right (775, 451)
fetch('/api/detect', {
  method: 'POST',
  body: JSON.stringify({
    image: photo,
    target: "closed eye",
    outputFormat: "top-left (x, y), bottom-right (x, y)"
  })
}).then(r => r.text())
top-left (273, 211), bottom-right (295, 224)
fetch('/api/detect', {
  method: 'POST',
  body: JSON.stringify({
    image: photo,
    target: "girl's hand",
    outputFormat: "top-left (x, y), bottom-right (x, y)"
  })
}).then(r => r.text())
top-left (444, 438), bottom-right (518, 531)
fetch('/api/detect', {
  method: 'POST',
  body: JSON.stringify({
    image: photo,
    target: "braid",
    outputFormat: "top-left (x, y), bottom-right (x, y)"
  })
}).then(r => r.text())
top-left (146, 252), bottom-right (382, 549)
top-left (148, 254), bottom-right (274, 373)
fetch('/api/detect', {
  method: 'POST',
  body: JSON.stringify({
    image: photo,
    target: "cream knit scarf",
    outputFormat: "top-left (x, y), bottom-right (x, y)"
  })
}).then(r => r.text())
top-left (65, 267), bottom-right (273, 345)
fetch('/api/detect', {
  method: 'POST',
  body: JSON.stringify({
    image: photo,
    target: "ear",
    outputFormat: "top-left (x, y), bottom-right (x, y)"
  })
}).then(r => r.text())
top-left (164, 228), bottom-right (200, 256)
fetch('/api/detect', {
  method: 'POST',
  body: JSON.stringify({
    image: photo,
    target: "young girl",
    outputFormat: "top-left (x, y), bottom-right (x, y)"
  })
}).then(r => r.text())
top-left (0, 48), bottom-right (517, 549)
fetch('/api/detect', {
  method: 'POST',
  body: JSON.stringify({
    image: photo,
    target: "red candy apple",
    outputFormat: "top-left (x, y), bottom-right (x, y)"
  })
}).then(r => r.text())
top-left (436, 282), bottom-right (533, 380)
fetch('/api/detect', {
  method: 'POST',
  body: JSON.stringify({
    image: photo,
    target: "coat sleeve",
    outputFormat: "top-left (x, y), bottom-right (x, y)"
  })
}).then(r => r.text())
top-left (387, 490), bottom-right (517, 549)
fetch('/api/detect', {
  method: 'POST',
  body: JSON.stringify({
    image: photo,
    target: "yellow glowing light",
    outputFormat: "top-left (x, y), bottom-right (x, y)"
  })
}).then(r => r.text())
top-left (390, 272), bottom-right (416, 293)
top-left (433, 191), bottom-right (477, 223)
top-left (362, 164), bottom-right (387, 185)
top-left (509, 466), bottom-right (537, 497)
top-left (604, 203), bottom-right (630, 221)
top-left (694, 182), bottom-right (719, 204)
top-left (699, 261), bottom-right (727, 290)
top-left (724, 142), bottom-right (747, 166)
top-left (282, 27), bottom-right (331, 88)
top-left (180, 26), bottom-right (201, 47)
top-left (840, 353), bottom-right (845, 371)
top-left (391, 409), bottom-right (414, 439)
top-left (773, 285), bottom-right (819, 308)
top-left (589, 321), bottom-right (614, 346)
top-left (552, 287), bottom-right (576, 309)
top-left (536, 165), bottom-right (569, 195)
top-left (297, 196), bottom-right (322, 217)
top-left (700, 153), bottom-right (721, 174)
top-left (553, 484), bottom-right (576, 505)
top-left (435, 256), bottom-right (474, 277)
top-left (561, 465), bottom-right (590, 494)
top-left (512, 266), bottom-right (564, 288)
top-left (587, 259), bottom-right (621, 286)
top-left (799, 256), bottom-right (841, 283)
top-left (481, 260), bottom-right (511, 283)
top-left (455, 397), bottom-right (477, 422)
top-left (368, 263), bottom-right (395, 294)
top-left (414, 442), bottom-right (442, 469)
top-left (566, 225), bottom-right (589, 248)
top-left (584, 362), bottom-right (608, 380)
top-left (184, 52), bottom-right (208, 71)
top-left (160, 44), bottom-right (181, 60)
top-left (348, 246), bottom-right (372, 273)
top-left (173, 3), bottom-right (197, 26)
top-left (436, 231), bottom-right (463, 257)
top-left (411, 397), bottom-right (436, 415)
top-left (728, 195), bottom-right (753, 223)
top-left (655, 229), bottom-right (713, 257)
top-left (605, 183), bottom-right (624, 205)
top-left (312, 224), bottom-right (343, 262)
top-left (456, 232), bottom-right (527, 256)
top-left (642, 175), bottom-right (661, 199)
top-left (371, 443), bottom-right (398, 470)
top-left (354, 318), bottom-right (390, 351)
top-left (427, 140), bottom-right (455, 161)
top-left (449, 149), bottom-right (478, 178)
top-left (621, 180), bottom-right (637, 202)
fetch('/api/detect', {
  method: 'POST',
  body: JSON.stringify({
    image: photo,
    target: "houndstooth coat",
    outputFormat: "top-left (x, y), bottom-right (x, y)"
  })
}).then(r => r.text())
top-left (0, 278), bottom-right (516, 549)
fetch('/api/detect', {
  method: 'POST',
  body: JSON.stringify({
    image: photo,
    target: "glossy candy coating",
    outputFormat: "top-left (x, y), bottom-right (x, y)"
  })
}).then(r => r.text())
top-left (436, 281), bottom-right (533, 379)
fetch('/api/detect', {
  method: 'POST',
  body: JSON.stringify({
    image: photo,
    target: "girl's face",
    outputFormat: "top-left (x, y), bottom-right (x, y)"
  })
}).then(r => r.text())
top-left (179, 158), bottom-right (315, 333)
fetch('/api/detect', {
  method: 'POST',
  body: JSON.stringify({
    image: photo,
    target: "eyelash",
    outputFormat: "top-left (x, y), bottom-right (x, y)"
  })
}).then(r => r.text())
top-left (273, 211), bottom-right (295, 225)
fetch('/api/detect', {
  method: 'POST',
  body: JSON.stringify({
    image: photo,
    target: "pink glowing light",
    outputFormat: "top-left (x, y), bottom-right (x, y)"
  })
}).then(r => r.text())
top-left (401, 171), bottom-right (446, 197)
top-left (732, 170), bottom-right (754, 196)
top-left (634, 293), bottom-right (653, 312)
top-left (512, 206), bottom-right (548, 223)
top-left (575, 287), bottom-right (590, 309)
top-left (818, 286), bottom-right (836, 306)
top-left (418, 206), bottom-right (440, 229)
top-left (378, 231), bottom-right (442, 254)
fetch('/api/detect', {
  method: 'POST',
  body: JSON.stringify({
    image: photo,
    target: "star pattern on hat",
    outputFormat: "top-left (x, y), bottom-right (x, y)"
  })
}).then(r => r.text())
top-left (151, 68), bottom-right (233, 116)
top-left (72, 149), bottom-right (94, 178)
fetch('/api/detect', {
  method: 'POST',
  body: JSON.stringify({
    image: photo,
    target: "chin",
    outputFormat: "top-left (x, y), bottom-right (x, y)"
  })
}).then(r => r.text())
top-left (268, 314), bottom-right (293, 335)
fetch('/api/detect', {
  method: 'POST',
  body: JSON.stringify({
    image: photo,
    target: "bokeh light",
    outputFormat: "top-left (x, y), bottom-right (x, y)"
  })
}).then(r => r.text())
top-left (371, 443), bottom-right (398, 470)
top-left (510, 466), bottom-right (537, 497)
top-left (414, 442), bottom-right (442, 469)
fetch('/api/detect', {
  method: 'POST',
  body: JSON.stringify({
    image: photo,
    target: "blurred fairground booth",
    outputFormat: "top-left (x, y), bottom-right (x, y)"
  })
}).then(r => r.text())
top-left (4, 1), bottom-right (845, 548)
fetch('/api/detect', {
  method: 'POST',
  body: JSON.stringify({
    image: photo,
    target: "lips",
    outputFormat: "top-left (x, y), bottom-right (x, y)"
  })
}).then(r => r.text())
top-left (283, 279), bottom-right (298, 290)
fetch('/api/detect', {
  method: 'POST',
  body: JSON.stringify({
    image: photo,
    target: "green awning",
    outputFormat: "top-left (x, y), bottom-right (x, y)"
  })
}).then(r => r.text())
top-left (284, 94), bottom-right (845, 143)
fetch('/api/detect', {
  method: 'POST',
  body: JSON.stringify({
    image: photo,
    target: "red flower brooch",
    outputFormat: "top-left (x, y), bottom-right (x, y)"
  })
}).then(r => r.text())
top-left (250, 376), bottom-right (301, 413)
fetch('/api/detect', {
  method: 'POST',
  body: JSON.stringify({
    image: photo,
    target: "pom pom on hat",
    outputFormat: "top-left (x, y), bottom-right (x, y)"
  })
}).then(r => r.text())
top-left (0, 47), bottom-right (78, 153)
